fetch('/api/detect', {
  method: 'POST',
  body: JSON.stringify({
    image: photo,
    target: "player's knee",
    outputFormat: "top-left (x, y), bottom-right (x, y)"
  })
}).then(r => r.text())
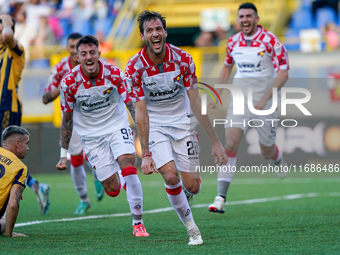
top-left (225, 139), bottom-right (238, 151)
top-left (70, 154), bottom-right (84, 167)
top-left (164, 174), bottom-right (180, 186)
top-left (121, 166), bottom-right (137, 177)
top-left (105, 188), bottom-right (121, 197)
top-left (185, 180), bottom-right (201, 195)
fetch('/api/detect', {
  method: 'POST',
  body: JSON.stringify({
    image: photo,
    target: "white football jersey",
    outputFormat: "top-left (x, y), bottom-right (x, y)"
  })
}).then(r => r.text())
top-left (225, 25), bottom-right (289, 102)
top-left (125, 43), bottom-right (198, 131)
top-left (60, 60), bottom-right (131, 137)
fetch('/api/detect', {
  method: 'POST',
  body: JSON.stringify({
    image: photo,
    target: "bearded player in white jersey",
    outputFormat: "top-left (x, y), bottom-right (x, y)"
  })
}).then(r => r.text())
top-left (125, 10), bottom-right (228, 245)
top-left (208, 2), bottom-right (290, 214)
top-left (56, 35), bottom-right (149, 237)
top-left (42, 32), bottom-right (104, 215)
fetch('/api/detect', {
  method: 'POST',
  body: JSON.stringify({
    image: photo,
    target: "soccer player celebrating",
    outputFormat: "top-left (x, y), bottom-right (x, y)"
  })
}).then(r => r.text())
top-left (56, 35), bottom-right (148, 237)
top-left (207, 2), bottom-right (290, 213)
top-left (0, 14), bottom-right (50, 215)
top-left (0, 126), bottom-right (30, 237)
top-left (125, 10), bottom-right (228, 245)
top-left (42, 33), bottom-right (104, 215)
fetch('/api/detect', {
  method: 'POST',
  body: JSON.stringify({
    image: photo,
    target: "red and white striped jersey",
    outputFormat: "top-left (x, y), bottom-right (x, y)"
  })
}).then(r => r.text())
top-left (225, 25), bottom-right (289, 102)
top-left (60, 60), bottom-right (131, 137)
top-left (44, 56), bottom-right (72, 93)
top-left (125, 43), bottom-right (198, 130)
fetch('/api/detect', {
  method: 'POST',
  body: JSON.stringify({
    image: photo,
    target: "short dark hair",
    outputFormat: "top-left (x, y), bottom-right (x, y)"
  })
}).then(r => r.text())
top-left (0, 17), bottom-right (16, 33)
top-left (137, 10), bottom-right (166, 34)
top-left (2, 125), bottom-right (29, 142)
top-left (67, 32), bottom-right (82, 42)
top-left (76, 35), bottom-right (99, 51)
top-left (238, 2), bottom-right (258, 16)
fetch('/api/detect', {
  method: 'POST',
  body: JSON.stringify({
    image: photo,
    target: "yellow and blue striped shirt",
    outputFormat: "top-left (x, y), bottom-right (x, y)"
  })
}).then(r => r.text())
top-left (0, 42), bottom-right (25, 112)
top-left (0, 147), bottom-right (28, 218)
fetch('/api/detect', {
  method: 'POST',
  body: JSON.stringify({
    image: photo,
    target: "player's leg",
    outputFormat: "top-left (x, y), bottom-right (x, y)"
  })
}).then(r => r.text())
top-left (151, 134), bottom-right (202, 245)
top-left (26, 175), bottom-right (50, 215)
top-left (83, 151), bottom-right (104, 201)
top-left (256, 112), bottom-right (288, 179)
top-left (69, 131), bottom-right (92, 215)
top-left (172, 132), bottom-right (201, 207)
top-left (112, 127), bottom-right (148, 237)
top-left (208, 127), bottom-right (244, 213)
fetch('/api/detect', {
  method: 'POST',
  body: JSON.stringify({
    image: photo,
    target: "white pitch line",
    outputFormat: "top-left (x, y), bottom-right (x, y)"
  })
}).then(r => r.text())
top-left (15, 192), bottom-right (339, 228)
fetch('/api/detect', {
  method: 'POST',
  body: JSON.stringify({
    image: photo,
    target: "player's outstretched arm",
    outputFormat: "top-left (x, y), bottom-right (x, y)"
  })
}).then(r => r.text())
top-left (56, 111), bottom-right (73, 170)
top-left (135, 100), bottom-right (157, 174)
top-left (5, 185), bottom-right (27, 237)
top-left (187, 89), bottom-right (228, 166)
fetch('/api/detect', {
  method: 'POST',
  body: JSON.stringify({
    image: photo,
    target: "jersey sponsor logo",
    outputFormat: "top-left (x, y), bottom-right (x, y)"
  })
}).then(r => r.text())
top-left (81, 98), bottom-right (110, 111)
top-left (103, 86), bottom-right (113, 95)
top-left (149, 86), bottom-right (178, 97)
top-left (237, 62), bottom-right (261, 68)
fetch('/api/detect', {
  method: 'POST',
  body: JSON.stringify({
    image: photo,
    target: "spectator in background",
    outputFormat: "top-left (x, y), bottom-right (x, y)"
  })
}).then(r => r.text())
top-left (323, 21), bottom-right (340, 50)
top-left (96, 29), bottom-right (114, 64)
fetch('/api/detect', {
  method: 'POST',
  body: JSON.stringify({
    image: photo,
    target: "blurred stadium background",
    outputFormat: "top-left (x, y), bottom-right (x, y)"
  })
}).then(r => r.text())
top-left (1, 0), bottom-right (340, 173)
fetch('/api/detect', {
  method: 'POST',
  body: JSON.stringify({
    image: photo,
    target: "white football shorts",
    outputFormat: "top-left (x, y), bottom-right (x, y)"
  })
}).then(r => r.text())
top-left (225, 102), bottom-right (278, 146)
top-left (149, 127), bottom-right (200, 172)
top-left (68, 129), bottom-right (83, 155)
top-left (81, 127), bottom-right (135, 181)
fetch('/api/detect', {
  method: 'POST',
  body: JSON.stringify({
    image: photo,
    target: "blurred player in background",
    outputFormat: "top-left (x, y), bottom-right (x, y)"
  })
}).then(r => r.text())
top-left (56, 35), bottom-right (149, 237)
top-left (126, 10), bottom-right (228, 245)
top-left (207, 2), bottom-right (289, 213)
top-left (0, 14), bottom-right (50, 215)
top-left (0, 126), bottom-right (30, 237)
top-left (42, 32), bottom-right (104, 215)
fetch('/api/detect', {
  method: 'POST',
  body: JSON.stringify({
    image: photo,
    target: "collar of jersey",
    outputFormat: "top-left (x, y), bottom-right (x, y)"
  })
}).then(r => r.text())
top-left (79, 60), bottom-right (104, 83)
top-left (141, 43), bottom-right (171, 66)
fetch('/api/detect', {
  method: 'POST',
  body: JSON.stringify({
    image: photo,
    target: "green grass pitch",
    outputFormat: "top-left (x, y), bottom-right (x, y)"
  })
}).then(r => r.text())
top-left (1, 171), bottom-right (339, 254)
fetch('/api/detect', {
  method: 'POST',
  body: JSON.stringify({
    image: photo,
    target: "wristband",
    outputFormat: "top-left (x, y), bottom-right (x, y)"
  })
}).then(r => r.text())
top-left (142, 154), bottom-right (152, 159)
top-left (60, 148), bottom-right (68, 158)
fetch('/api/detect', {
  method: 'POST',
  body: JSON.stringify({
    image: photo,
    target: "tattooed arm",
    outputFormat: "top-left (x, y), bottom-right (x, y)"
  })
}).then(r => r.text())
top-left (135, 100), bottom-right (157, 174)
top-left (5, 185), bottom-right (26, 237)
top-left (56, 111), bottom-right (73, 170)
top-left (42, 86), bottom-right (61, 104)
top-left (126, 101), bottom-right (136, 123)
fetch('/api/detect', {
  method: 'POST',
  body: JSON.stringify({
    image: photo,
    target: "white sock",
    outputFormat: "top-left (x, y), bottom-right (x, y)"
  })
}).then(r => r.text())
top-left (123, 174), bottom-right (143, 225)
top-left (217, 156), bottom-right (237, 183)
top-left (165, 181), bottom-right (193, 227)
top-left (70, 164), bottom-right (88, 201)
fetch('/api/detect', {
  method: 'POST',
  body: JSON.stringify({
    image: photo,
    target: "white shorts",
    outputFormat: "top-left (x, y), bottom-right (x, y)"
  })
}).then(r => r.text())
top-left (82, 127), bottom-right (135, 181)
top-left (149, 128), bottom-right (200, 173)
top-left (226, 103), bottom-right (278, 146)
top-left (68, 129), bottom-right (83, 155)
